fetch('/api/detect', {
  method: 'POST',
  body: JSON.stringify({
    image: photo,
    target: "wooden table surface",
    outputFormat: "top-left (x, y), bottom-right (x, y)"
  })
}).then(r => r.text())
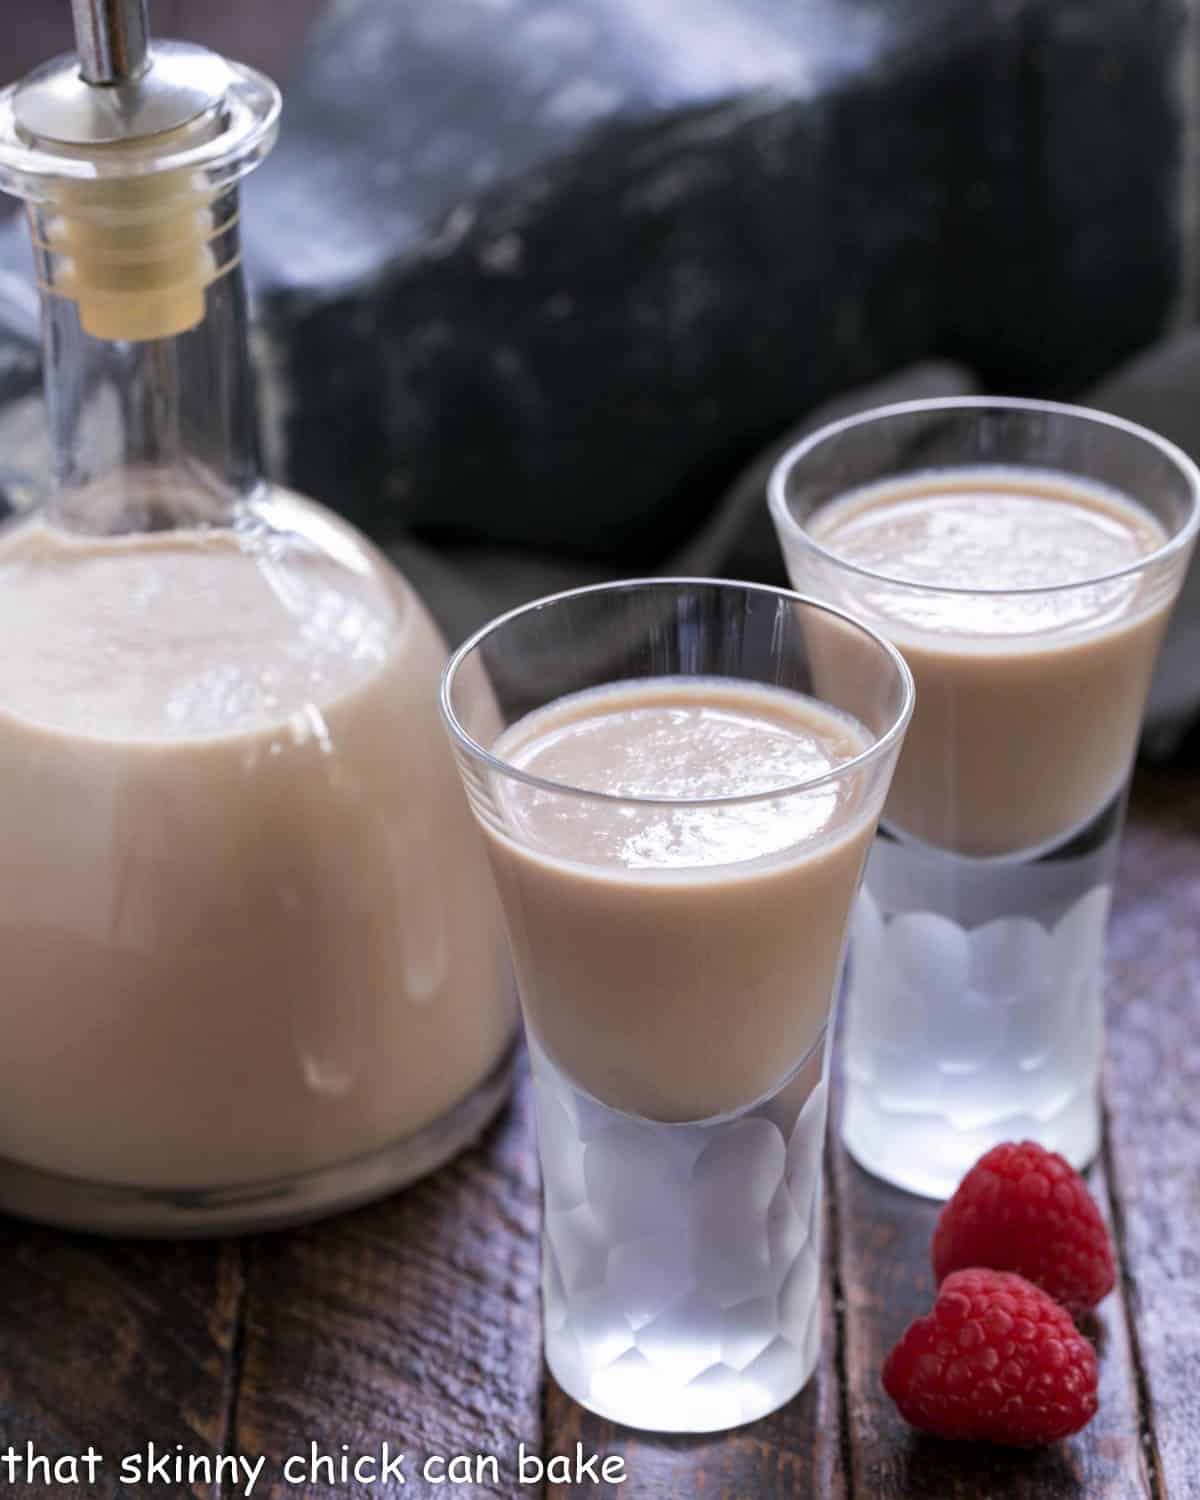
top-left (0, 762), bottom-right (1195, 1500)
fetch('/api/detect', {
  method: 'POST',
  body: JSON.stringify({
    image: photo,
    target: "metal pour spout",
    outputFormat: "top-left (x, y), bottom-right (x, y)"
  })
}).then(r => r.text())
top-left (72, 0), bottom-right (150, 88)
top-left (13, 0), bottom-right (234, 146)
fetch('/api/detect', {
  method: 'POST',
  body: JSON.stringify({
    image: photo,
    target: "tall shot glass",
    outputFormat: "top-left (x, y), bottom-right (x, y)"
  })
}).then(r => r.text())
top-left (440, 580), bottom-right (913, 1433)
top-left (769, 399), bottom-right (1200, 1199)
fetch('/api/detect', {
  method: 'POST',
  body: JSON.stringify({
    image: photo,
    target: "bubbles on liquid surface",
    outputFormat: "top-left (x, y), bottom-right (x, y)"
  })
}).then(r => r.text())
top-left (0, 518), bottom-right (397, 740)
top-left (495, 678), bottom-right (869, 871)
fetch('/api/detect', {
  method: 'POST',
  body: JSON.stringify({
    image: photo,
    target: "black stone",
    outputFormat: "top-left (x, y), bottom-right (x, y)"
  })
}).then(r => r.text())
top-left (245, 0), bottom-right (1185, 562)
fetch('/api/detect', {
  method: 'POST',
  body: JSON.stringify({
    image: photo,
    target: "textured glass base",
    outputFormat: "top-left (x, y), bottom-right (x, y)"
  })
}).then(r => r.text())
top-left (842, 1062), bottom-right (1101, 1201)
top-left (841, 803), bottom-right (1121, 1200)
top-left (531, 1033), bottom-right (829, 1434)
top-left (0, 1041), bottom-right (518, 1237)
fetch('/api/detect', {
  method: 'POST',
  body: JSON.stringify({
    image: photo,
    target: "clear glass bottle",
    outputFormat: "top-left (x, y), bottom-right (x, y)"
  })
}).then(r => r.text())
top-left (0, 21), bottom-right (516, 1233)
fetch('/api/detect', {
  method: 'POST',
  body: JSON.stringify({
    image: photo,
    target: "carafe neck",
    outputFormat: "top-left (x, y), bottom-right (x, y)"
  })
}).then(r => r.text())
top-left (30, 183), bottom-right (261, 533)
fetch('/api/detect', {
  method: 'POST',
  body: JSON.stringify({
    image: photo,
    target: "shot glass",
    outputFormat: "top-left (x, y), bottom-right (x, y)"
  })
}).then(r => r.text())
top-left (769, 398), bottom-right (1200, 1198)
top-left (440, 579), bottom-right (912, 1433)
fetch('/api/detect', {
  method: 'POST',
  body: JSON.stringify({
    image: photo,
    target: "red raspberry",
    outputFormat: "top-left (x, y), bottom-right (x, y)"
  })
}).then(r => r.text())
top-left (882, 1269), bottom-right (1099, 1445)
top-left (932, 1141), bottom-right (1115, 1317)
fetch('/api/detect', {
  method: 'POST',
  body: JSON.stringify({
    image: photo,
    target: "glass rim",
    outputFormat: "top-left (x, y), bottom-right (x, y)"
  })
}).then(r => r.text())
top-left (767, 395), bottom-right (1200, 599)
top-left (439, 576), bottom-right (915, 810)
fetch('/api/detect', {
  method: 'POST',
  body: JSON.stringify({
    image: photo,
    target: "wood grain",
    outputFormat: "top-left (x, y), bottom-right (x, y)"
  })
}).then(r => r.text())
top-left (1102, 766), bottom-right (1200, 1500)
top-left (832, 1142), bottom-right (1151, 1500)
top-left (227, 1077), bottom-right (543, 1500)
top-left (0, 1229), bottom-right (241, 1500)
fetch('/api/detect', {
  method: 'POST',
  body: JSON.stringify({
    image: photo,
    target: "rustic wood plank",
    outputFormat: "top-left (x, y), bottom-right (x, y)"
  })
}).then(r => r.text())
top-left (0, 1229), bottom-right (242, 1500)
top-left (543, 1158), bottom-right (847, 1500)
top-left (833, 1137), bottom-right (1151, 1500)
top-left (1102, 766), bottom-right (1200, 1500)
top-left (229, 1076), bottom-right (542, 1500)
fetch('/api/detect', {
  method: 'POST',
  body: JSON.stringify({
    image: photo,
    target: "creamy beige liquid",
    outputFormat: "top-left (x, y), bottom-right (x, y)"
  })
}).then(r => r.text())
top-left (0, 494), bottom-right (514, 1188)
top-left (804, 471), bottom-right (1170, 857)
top-left (480, 679), bottom-right (874, 1121)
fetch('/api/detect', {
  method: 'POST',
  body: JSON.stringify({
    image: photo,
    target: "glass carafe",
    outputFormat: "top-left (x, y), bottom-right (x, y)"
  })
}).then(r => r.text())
top-left (0, 26), bottom-right (516, 1233)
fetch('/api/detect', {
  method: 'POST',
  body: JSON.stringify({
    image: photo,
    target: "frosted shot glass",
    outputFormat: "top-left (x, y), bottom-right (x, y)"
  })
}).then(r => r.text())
top-left (440, 579), bottom-right (912, 1433)
top-left (769, 398), bottom-right (1200, 1198)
